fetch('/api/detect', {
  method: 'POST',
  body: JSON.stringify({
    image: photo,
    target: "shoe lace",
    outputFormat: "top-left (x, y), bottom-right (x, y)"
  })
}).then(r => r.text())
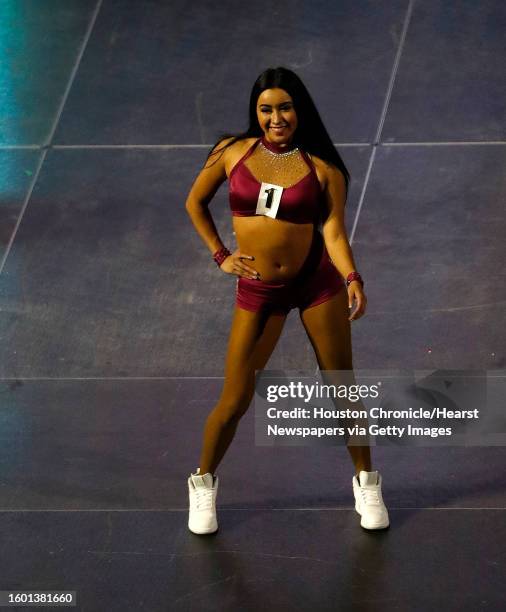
top-left (195, 486), bottom-right (214, 511)
top-left (361, 487), bottom-right (380, 505)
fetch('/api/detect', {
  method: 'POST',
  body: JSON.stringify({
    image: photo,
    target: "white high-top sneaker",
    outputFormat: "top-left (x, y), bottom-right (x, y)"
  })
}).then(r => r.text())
top-left (188, 468), bottom-right (219, 534)
top-left (352, 470), bottom-right (390, 530)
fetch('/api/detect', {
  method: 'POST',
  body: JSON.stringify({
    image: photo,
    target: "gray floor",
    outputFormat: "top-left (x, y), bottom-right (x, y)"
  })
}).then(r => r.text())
top-left (0, 1), bottom-right (505, 610)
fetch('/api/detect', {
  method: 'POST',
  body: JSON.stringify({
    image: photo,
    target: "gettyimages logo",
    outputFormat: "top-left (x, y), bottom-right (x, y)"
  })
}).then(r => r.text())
top-left (253, 369), bottom-right (505, 447)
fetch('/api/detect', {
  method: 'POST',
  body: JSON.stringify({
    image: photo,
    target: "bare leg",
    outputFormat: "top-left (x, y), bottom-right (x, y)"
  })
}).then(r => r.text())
top-left (198, 307), bottom-right (287, 475)
top-left (299, 288), bottom-right (372, 476)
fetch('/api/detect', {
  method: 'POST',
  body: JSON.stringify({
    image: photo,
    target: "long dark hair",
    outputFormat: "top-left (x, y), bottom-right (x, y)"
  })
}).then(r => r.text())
top-left (205, 66), bottom-right (351, 201)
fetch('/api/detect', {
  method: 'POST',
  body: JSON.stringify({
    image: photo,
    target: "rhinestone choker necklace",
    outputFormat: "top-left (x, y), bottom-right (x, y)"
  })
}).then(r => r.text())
top-left (260, 134), bottom-right (299, 157)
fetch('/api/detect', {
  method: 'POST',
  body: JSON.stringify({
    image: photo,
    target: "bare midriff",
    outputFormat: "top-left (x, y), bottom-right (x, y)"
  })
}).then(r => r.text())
top-left (232, 215), bottom-right (314, 281)
top-left (225, 138), bottom-right (324, 282)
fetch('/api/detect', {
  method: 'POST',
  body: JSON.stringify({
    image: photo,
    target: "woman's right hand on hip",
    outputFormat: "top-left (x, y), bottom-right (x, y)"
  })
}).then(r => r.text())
top-left (220, 250), bottom-right (260, 279)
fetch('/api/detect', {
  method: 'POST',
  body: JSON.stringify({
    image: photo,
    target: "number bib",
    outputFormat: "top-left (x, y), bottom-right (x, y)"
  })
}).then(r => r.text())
top-left (255, 182), bottom-right (284, 218)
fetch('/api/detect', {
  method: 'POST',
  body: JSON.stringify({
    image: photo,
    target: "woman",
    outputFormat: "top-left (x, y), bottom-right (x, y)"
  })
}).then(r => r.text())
top-left (184, 67), bottom-right (389, 534)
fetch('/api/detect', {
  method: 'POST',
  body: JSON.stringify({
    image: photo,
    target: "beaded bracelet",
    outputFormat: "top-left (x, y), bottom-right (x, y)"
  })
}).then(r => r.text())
top-left (213, 246), bottom-right (231, 267)
top-left (346, 271), bottom-right (364, 288)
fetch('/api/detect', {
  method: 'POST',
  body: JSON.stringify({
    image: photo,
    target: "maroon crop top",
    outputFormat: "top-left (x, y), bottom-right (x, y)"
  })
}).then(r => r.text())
top-left (229, 135), bottom-right (324, 224)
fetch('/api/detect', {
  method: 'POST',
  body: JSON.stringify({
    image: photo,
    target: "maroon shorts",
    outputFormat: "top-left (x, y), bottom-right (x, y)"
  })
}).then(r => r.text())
top-left (236, 229), bottom-right (345, 315)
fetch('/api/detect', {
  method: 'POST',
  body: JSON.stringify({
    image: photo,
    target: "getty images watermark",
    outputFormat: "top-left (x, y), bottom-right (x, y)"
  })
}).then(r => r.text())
top-left (253, 369), bottom-right (506, 446)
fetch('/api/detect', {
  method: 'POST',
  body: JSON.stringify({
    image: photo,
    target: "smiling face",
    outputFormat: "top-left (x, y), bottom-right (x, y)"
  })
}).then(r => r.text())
top-left (256, 88), bottom-right (298, 147)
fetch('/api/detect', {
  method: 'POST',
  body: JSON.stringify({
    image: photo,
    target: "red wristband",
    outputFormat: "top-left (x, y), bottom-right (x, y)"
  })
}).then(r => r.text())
top-left (346, 271), bottom-right (364, 288)
top-left (213, 246), bottom-right (231, 267)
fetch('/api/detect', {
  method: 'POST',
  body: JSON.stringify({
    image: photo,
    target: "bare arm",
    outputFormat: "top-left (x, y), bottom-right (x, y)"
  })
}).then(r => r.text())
top-left (185, 138), bottom-right (259, 279)
top-left (320, 163), bottom-right (358, 280)
top-left (185, 138), bottom-right (232, 254)
top-left (320, 162), bottom-right (367, 320)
